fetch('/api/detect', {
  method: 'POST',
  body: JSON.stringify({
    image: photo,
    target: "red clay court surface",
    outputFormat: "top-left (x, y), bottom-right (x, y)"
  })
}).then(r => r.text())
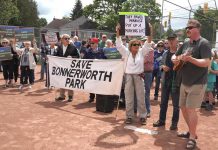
top-left (0, 66), bottom-right (218, 150)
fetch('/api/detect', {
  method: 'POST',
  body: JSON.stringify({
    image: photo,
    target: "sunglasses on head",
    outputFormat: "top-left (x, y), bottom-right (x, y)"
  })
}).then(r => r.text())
top-left (158, 45), bottom-right (164, 47)
top-left (185, 26), bottom-right (197, 30)
top-left (131, 43), bottom-right (141, 47)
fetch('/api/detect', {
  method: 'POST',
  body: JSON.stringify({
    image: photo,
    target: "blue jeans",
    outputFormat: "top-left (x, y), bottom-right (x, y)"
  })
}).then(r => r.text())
top-left (144, 72), bottom-right (152, 113)
top-left (159, 80), bottom-right (180, 124)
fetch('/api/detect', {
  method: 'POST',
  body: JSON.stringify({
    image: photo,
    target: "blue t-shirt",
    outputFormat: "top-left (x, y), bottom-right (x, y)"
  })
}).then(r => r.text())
top-left (207, 60), bottom-right (218, 83)
top-left (74, 41), bottom-right (81, 49)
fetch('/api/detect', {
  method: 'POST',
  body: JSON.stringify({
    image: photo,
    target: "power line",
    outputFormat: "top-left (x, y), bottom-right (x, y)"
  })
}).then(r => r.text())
top-left (164, 0), bottom-right (218, 22)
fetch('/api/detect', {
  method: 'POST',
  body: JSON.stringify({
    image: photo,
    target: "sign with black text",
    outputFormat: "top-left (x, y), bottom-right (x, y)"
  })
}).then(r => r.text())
top-left (48, 56), bottom-right (124, 95)
top-left (119, 12), bottom-right (150, 36)
top-left (0, 47), bottom-right (12, 61)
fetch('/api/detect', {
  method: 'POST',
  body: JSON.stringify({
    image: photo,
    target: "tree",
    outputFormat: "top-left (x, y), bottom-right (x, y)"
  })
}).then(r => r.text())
top-left (70, 0), bottom-right (83, 21)
top-left (83, 0), bottom-right (132, 31)
top-left (121, 0), bottom-right (162, 40)
top-left (37, 17), bottom-right (47, 27)
top-left (8, 0), bottom-right (39, 27)
top-left (83, 0), bottom-right (162, 34)
top-left (0, 0), bottom-right (19, 25)
top-left (194, 6), bottom-right (218, 46)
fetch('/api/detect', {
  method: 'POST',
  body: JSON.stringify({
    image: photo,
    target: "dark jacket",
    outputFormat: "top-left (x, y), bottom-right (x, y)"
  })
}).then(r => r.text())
top-left (84, 47), bottom-right (106, 59)
top-left (55, 44), bottom-right (79, 58)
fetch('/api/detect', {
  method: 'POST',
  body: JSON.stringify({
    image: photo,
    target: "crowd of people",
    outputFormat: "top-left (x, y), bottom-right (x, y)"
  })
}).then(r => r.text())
top-left (0, 19), bottom-right (217, 150)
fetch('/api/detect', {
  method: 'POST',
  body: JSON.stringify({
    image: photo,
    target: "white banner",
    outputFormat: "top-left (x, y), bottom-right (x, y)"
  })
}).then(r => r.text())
top-left (48, 56), bottom-right (124, 95)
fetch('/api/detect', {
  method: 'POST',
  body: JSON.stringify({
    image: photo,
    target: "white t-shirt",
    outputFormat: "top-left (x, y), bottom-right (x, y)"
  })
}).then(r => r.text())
top-left (63, 45), bottom-right (68, 55)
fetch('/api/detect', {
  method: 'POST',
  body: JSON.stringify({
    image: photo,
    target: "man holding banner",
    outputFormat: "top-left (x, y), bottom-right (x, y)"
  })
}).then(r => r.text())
top-left (115, 12), bottom-right (152, 125)
top-left (55, 34), bottom-right (80, 102)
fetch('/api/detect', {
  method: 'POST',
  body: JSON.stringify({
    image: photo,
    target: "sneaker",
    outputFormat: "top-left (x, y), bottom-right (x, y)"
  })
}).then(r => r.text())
top-left (201, 101), bottom-right (207, 108)
top-left (170, 124), bottom-right (178, 130)
top-left (18, 85), bottom-right (23, 91)
top-left (88, 99), bottom-right (94, 103)
top-left (205, 103), bottom-right (213, 111)
top-left (146, 113), bottom-right (151, 118)
top-left (140, 118), bottom-right (147, 125)
top-left (28, 85), bottom-right (32, 89)
top-left (55, 97), bottom-right (65, 101)
top-left (153, 120), bottom-right (165, 127)
top-left (125, 118), bottom-right (132, 124)
top-left (68, 96), bottom-right (73, 102)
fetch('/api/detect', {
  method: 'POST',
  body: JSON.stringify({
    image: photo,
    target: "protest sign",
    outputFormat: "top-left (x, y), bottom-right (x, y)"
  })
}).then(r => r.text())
top-left (48, 56), bottom-right (124, 95)
top-left (15, 28), bottom-right (34, 42)
top-left (45, 32), bottom-right (58, 44)
top-left (119, 12), bottom-right (150, 36)
top-left (0, 25), bottom-right (18, 40)
top-left (0, 47), bottom-right (12, 61)
top-left (103, 47), bottom-right (122, 59)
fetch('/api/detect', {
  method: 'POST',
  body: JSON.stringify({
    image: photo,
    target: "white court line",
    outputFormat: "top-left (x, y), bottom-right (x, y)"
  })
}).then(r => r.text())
top-left (124, 125), bottom-right (158, 135)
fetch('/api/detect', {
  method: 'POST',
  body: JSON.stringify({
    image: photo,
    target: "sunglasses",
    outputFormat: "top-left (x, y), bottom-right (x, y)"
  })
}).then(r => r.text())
top-left (185, 26), bottom-right (197, 30)
top-left (90, 43), bottom-right (95, 44)
top-left (2, 42), bottom-right (8, 44)
top-left (158, 45), bottom-right (164, 47)
top-left (164, 43), bottom-right (168, 44)
top-left (131, 43), bottom-right (141, 47)
top-left (64, 38), bottom-right (70, 40)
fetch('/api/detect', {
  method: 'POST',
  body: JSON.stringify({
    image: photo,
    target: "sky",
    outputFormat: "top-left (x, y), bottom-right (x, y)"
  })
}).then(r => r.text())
top-left (36, 0), bottom-right (217, 30)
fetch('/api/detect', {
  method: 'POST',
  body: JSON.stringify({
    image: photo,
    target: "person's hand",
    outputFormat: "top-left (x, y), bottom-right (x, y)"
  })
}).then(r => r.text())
top-left (162, 65), bottom-right (170, 72)
top-left (116, 23), bottom-right (121, 32)
top-left (116, 23), bottom-right (121, 38)
top-left (180, 54), bottom-right (192, 62)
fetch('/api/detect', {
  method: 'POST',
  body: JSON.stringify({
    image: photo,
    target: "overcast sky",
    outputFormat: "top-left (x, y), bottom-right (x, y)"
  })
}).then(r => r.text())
top-left (36, 0), bottom-right (217, 30)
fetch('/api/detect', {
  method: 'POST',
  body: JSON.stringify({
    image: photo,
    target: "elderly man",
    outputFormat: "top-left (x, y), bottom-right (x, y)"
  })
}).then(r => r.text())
top-left (153, 33), bottom-right (180, 130)
top-left (98, 34), bottom-right (107, 48)
top-left (55, 34), bottom-right (80, 102)
top-left (172, 19), bottom-right (211, 149)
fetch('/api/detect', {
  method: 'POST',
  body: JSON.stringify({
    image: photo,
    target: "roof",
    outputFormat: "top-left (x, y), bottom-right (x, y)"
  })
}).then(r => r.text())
top-left (44, 18), bottom-right (71, 29)
top-left (61, 16), bottom-right (88, 29)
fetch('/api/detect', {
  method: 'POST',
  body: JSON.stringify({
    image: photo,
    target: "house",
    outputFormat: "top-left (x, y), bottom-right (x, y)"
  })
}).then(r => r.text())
top-left (41, 16), bottom-right (115, 40)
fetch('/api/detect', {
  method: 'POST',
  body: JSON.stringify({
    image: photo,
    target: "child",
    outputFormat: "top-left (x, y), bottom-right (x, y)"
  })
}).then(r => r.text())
top-left (203, 50), bottom-right (218, 111)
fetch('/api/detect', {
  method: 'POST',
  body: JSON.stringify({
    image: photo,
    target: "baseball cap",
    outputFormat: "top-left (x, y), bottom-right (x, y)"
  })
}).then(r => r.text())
top-left (167, 33), bottom-right (177, 40)
top-left (91, 38), bottom-right (99, 44)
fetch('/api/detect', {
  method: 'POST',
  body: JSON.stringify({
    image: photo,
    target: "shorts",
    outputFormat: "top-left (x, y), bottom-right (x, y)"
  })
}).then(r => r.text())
top-left (179, 83), bottom-right (206, 108)
top-left (206, 82), bottom-right (214, 92)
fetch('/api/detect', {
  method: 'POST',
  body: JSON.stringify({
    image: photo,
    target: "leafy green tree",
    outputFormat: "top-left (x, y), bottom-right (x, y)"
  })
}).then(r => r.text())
top-left (83, 0), bottom-right (125, 31)
top-left (8, 0), bottom-right (39, 27)
top-left (70, 0), bottom-right (83, 21)
top-left (37, 17), bottom-right (47, 27)
top-left (122, 0), bottom-right (162, 40)
top-left (0, 0), bottom-right (19, 25)
top-left (83, 0), bottom-right (162, 36)
top-left (194, 6), bottom-right (218, 46)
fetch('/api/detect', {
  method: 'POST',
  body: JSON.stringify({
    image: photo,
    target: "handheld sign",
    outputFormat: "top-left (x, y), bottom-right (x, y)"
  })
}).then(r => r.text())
top-left (45, 32), bottom-right (58, 44)
top-left (119, 12), bottom-right (150, 36)
top-left (15, 28), bottom-right (34, 42)
top-left (103, 47), bottom-right (122, 59)
top-left (0, 47), bottom-right (12, 61)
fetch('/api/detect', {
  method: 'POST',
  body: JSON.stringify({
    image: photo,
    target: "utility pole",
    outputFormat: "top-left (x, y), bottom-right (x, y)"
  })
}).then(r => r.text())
top-left (160, 0), bottom-right (164, 39)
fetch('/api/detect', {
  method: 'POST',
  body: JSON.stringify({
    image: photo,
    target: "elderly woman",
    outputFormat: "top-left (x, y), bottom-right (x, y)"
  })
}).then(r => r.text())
top-left (116, 24), bottom-right (152, 125)
top-left (1, 38), bottom-right (15, 87)
top-left (15, 41), bottom-right (37, 90)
